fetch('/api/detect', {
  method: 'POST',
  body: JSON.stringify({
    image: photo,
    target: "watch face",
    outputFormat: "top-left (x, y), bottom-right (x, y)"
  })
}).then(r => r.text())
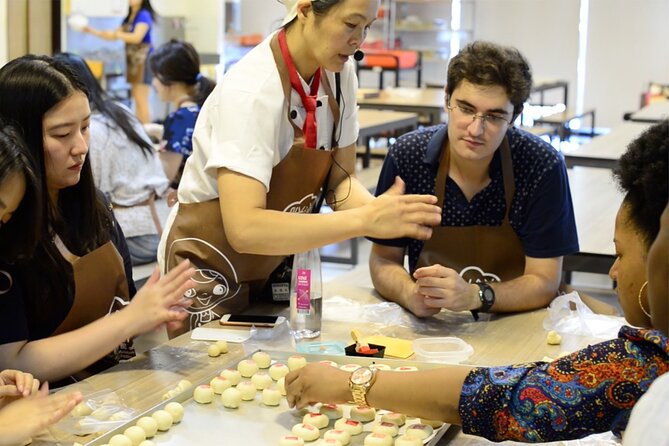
top-left (483, 287), bottom-right (495, 302)
top-left (351, 367), bottom-right (373, 385)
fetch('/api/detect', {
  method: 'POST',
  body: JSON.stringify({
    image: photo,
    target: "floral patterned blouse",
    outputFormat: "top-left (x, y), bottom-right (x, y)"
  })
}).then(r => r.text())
top-left (459, 326), bottom-right (669, 442)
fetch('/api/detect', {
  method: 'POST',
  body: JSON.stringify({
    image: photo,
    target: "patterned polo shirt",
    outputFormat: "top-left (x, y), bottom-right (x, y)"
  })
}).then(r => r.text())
top-left (370, 124), bottom-right (579, 272)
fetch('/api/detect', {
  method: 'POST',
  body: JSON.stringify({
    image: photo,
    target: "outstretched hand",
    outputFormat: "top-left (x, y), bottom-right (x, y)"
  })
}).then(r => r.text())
top-left (363, 177), bottom-right (441, 241)
top-left (0, 382), bottom-right (82, 446)
top-left (125, 260), bottom-right (194, 336)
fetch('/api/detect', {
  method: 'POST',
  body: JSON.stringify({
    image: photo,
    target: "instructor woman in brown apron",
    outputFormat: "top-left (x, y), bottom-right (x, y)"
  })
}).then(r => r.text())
top-left (0, 56), bottom-right (194, 384)
top-left (160, 0), bottom-right (442, 336)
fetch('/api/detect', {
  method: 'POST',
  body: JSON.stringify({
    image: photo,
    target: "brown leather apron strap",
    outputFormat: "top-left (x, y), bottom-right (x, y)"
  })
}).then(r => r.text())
top-left (113, 194), bottom-right (163, 235)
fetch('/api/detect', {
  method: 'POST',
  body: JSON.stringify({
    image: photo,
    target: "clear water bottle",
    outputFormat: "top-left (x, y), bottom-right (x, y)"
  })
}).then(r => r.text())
top-left (289, 248), bottom-right (322, 339)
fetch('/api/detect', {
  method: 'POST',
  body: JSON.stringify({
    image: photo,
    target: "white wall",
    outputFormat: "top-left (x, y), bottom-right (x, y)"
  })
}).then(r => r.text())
top-left (0, 0), bottom-right (7, 66)
top-left (239, 0), bottom-right (285, 36)
top-left (585, 0), bottom-right (669, 127)
top-left (152, 0), bottom-right (223, 55)
top-left (474, 0), bottom-right (581, 109)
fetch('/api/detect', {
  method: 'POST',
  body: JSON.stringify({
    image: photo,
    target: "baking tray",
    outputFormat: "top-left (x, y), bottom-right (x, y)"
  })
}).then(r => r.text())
top-left (87, 350), bottom-right (454, 445)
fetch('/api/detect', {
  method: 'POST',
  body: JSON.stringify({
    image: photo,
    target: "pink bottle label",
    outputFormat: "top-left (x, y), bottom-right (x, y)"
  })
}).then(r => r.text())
top-left (296, 268), bottom-right (311, 313)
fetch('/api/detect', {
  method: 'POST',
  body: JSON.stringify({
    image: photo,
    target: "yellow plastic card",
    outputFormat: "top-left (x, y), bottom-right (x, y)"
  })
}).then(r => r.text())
top-left (364, 335), bottom-right (414, 359)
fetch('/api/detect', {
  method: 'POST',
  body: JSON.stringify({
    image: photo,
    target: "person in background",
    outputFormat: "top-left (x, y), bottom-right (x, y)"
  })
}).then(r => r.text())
top-left (285, 121), bottom-right (669, 443)
top-left (145, 39), bottom-right (216, 192)
top-left (54, 52), bottom-right (169, 266)
top-left (0, 55), bottom-right (194, 383)
top-left (0, 124), bottom-right (82, 444)
top-left (158, 0), bottom-right (441, 336)
top-left (84, 0), bottom-right (156, 123)
top-left (369, 41), bottom-right (578, 319)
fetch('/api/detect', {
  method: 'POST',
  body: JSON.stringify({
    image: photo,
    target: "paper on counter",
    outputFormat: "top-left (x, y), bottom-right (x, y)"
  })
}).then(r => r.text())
top-left (191, 327), bottom-right (252, 343)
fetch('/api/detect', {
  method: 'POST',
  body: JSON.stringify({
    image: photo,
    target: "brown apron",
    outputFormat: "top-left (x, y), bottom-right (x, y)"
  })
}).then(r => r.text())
top-left (164, 33), bottom-right (340, 336)
top-left (51, 240), bottom-right (131, 380)
top-left (124, 23), bottom-right (150, 84)
top-left (416, 137), bottom-right (525, 284)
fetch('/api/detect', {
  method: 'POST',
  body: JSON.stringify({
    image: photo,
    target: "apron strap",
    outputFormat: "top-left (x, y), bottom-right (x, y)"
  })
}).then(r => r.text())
top-left (434, 136), bottom-right (516, 220)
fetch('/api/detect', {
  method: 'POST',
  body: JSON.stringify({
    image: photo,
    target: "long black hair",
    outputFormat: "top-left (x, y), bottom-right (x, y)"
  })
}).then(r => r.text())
top-left (123, 0), bottom-right (156, 24)
top-left (0, 121), bottom-right (41, 261)
top-left (149, 39), bottom-right (216, 107)
top-left (54, 52), bottom-right (153, 156)
top-left (0, 55), bottom-right (115, 323)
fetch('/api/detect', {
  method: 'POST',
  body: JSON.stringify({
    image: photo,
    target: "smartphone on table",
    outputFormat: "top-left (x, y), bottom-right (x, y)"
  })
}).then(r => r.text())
top-left (219, 314), bottom-right (285, 328)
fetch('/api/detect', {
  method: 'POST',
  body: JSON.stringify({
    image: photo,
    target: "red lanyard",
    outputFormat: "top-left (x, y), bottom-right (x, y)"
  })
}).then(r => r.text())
top-left (278, 28), bottom-right (321, 149)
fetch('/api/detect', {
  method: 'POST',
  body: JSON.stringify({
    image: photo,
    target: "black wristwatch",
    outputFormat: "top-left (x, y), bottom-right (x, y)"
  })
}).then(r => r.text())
top-left (471, 282), bottom-right (495, 321)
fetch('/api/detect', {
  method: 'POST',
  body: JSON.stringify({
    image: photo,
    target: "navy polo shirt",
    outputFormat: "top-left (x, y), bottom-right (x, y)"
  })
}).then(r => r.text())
top-left (370, 124), bottom-right (579, 273)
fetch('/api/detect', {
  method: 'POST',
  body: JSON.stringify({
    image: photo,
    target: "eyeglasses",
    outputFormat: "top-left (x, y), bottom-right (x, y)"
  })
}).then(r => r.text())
top-left (446, 103), bottom-right (512, 130)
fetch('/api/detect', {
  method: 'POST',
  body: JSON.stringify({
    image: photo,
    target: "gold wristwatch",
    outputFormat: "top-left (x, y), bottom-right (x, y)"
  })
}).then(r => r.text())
top-left (348, 366), bottom-right (377, 407)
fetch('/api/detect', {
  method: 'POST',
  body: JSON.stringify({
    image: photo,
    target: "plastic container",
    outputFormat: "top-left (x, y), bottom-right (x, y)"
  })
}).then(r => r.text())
top-left (412, 337), bottom-right (474, 364)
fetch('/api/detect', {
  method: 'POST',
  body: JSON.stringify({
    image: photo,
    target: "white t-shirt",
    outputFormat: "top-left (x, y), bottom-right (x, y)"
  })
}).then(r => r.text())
top-left (88, 108), bottom-right (169, 238)
top-left (623, 372), bottom-right (669, 445)
top-left (177, 31), bottom-right (359, 204)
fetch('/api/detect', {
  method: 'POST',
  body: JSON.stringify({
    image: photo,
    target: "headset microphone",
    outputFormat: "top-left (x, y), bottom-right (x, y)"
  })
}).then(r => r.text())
top-left (353, 50), bottom-right (365, 61)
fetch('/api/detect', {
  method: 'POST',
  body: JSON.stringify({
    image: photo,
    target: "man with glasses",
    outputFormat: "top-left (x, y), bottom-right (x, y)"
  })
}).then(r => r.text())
top-left (368, 41), bottom-right (578, 319)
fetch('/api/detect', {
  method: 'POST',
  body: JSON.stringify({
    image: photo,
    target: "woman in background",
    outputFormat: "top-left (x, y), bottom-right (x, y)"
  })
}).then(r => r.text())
top-left (286, 121), bottom-right (669, 443)
top-left (0, 55), bottom-right (193, 383)
top-left (146, 39), bottom-right (216, 190)
top-left (54, 52), bottom-right (169, 266)
top-left (0, 124), bottom-right (81, 444)
top-left (84, 0), bottom-right (156, 123)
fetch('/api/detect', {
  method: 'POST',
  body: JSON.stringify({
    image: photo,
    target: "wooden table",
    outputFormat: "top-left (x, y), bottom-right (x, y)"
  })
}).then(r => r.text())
top-left (564, 166), bottom-right (624, 278)
top-left (35, 279), bottom-right (608, 446)
top-left (560, 122), bottom-right (652, 169)
top-left (629, 100), bottom-right (669, 123)
top-left (357, 87), bottom-right (445, 125)
top-left (357, 109), bottom-right (418, 168)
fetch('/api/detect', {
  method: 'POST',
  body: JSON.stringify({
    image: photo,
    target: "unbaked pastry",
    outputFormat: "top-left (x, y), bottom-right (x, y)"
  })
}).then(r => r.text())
top-left (323, 428), bottom-right (351, 445)
top-left (221, 387), bottom-right (242, 408)
top-left (334, 418), bottom-right (363, 435)
top-left (220, 368), bottom-right (242, 385)
top-left (210, 376), bottom-right (232, 394)
top-left (269, 363), bottom-right (290, 380)
top-left (291, 423), bottom-right (320, 441)
top-left (135, 416), bottom-right (158, 438)
top-left (303, 412), bottom-right (329, 429)
top-left (251, 371), bottom-right (273, 390)
top-left (350, 406), bottom-right (376, 422)
top-left (287, 355), bottom-right (307, 371)
top-left (164, 402), bottom-right (184, 423)
top-left (238, 359), bottom-right (260, 377)
top-left (261, 387), bottom-right (282, 406)
top-left (193, 384), bottom-right (214, 404)
top-left (252, 351), bottom-right (272, 368)
top-left (362, 432), bottom-right (392, 445)
top-left (151, 410), bottom-right (173, 431)
top-left (123, 426), bottom-right (146, 446)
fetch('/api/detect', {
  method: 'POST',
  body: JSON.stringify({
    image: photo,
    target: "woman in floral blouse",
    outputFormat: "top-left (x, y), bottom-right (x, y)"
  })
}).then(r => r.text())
top-left (284, 121), bottom-right (669, 443)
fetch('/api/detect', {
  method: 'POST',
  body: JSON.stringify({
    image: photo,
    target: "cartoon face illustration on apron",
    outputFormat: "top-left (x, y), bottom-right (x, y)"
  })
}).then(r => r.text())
top-left (416, 137), bottom-right (525, 284)
top-left (164, 32), bottom-right (341, 337)
top-left (51, 240), bottom-right (131, 379)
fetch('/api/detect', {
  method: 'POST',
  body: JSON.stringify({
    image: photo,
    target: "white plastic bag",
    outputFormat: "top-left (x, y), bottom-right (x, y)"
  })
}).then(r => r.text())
top-left (543, 291), bottom-right (626, 339)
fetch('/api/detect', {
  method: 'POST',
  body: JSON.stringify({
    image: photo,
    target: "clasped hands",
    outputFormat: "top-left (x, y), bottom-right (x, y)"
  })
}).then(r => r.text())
top-left (408, 264), bottom-right (480, 316)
